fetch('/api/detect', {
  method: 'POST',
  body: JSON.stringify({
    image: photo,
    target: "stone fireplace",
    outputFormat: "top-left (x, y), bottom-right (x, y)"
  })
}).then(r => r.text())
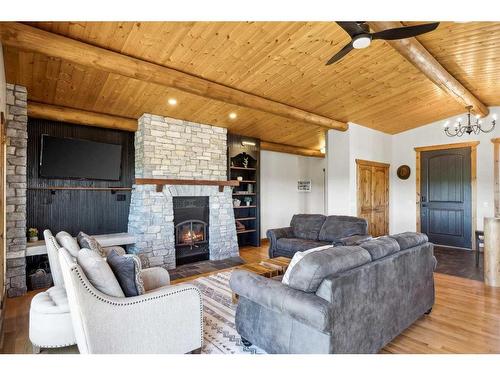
top-left (127, 114), bottom-right (239, 269)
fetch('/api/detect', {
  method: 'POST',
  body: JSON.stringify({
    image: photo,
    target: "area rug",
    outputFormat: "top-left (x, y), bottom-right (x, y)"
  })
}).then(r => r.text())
top-left (188, 271), bottom-right (265, 354)
top-left (42, 270), bottom-right (264, 354)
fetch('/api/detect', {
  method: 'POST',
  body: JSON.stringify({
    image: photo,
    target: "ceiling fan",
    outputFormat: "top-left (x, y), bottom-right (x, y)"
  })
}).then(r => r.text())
top-left (326, 21), bottom-right (440, 65)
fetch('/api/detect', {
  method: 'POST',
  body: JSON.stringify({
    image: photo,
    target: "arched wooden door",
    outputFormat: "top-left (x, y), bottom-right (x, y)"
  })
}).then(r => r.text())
top-left (356, 159), bottom-right (390, 237)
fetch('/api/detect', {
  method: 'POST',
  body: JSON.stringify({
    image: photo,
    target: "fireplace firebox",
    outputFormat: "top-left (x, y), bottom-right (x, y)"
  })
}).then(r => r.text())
top-left (173, 196), bottom-right (209, 266)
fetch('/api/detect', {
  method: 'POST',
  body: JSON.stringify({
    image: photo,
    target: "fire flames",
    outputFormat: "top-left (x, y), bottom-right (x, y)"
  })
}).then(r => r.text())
top-left (180, 229), bottom-right (204, 244)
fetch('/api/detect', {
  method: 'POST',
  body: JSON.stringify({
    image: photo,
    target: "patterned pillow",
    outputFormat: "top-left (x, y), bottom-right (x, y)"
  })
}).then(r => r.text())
top-left (77, 232), bottom-right (105, 257)
top-left (106, 250), bottom-right (145, 297)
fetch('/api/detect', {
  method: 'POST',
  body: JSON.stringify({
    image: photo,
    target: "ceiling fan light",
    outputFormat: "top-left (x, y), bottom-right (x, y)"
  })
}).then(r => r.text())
top-left (352, 35), bottom-right (371, 49)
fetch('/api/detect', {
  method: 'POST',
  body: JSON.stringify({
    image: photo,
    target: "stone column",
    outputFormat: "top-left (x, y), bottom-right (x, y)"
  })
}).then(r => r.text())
top-left (5, 83), bottom-right (28, 297)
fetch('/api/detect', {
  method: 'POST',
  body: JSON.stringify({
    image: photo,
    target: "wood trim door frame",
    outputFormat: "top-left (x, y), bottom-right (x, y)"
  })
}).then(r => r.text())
top-left (491, 138), bottom-right (500, 216)
top-left (415, 141), bottom-right (479, 249)
top-left (355, 159), bottom-right (390, 236)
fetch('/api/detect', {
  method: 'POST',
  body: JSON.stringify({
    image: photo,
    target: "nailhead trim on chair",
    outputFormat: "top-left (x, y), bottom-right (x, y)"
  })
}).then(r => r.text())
top-left (32, 342), bottom-right (77, 348)
top-left (71, 266), bottom-right (204, 347)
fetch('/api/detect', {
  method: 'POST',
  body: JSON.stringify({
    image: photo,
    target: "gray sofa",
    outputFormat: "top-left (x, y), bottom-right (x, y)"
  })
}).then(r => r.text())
top-left (267, 214), bottom-right (371, 258)
top-left (230, 232), bottom-right (436, 354)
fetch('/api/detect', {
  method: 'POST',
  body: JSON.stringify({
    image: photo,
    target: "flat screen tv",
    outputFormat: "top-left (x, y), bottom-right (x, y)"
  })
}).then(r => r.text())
top-left (40, 135), bottom-right (122, 181)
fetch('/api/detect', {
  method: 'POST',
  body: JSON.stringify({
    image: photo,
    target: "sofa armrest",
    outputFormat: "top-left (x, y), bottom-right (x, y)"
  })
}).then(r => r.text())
top-left (266, 227), bottom-right (293, 258)
top-left (230, 270), bottom-right (332, 333)
top-left (70, 277), bottom-right (202, 353)
top-left (141, 267), bottom-right (171, 291)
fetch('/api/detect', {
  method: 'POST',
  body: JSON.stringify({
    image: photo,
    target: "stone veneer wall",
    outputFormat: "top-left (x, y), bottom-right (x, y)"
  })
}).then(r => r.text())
top-left (5, 84), bottom-right (28, 297)
top-left (128, 114), bottom-right (238, 268)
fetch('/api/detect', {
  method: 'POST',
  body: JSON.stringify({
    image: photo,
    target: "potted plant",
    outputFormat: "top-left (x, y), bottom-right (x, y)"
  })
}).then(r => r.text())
top-left (244, 197), bottom-right (252, 206)
top-left (28, 228), bottom-right (39, 242)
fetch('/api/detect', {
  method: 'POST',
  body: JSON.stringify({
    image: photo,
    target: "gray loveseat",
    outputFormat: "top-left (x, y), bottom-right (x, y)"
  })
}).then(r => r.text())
top-left (267, 214), bottom-right (371, 258)
top-left (230, 232), bottom-right (436, 354)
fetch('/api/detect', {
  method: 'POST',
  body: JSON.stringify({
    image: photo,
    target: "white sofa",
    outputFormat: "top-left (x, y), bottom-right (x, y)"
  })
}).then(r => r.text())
top-left (58, 246), bottom-right (203, 354)
top-left (29, 230), bottom-right (202, 353)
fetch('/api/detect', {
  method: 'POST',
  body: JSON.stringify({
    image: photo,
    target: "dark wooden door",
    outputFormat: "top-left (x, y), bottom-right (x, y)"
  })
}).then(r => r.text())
top-left (357, 160), bottom-right (389, 237)
top-left (420, 147), bottom-right (472, 248)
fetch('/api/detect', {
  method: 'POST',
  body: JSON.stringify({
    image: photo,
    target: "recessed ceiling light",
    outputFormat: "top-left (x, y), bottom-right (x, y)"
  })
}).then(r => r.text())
top-left (229, 112), bottom-right (237, 120)
top-left (167, 98), bottom-right (177, 106)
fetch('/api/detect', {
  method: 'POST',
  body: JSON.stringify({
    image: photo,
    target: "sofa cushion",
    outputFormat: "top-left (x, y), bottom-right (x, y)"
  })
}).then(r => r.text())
top-left (77, 232), bottom-right (105, 257)
top-left (77, 249), bottom-right (125, 297)
top-left (282, 245), bottom-right (333, 285)
top-left (336, 234), bottom-right (372, 247)
top-left (318, 216), bottom-right (368, 242)
top-left (107, 250), bottom-right (145, 297)
top-left (359, 236), bottom-right (400, 260)
top-left (290, 214), bottom-right (326, 240)
top-left (389, 232), bottom-right (428, 250)
top-left (277, 238), bottom-right (331, 253)
top-left (55, 231), bottom-right (80, 258)
top-left (285, 246), bottom-right (372, 293)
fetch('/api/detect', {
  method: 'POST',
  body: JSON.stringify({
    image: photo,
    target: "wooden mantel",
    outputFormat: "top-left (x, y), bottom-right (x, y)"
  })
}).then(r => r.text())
top-left (135, 178), bottom-right (240, 193)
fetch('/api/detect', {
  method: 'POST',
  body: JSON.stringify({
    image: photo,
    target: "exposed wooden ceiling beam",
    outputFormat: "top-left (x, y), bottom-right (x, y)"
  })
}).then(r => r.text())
top-left (260, 141), bottom-right (324, 158)
top-left (28, 101), bottom-right (323, 158)
top-left (367, 21), bottom-right (489, 118)
top-left (28, 101), bottom-right (138, 132)
top-left (0, 22), bottom-right (348, 132)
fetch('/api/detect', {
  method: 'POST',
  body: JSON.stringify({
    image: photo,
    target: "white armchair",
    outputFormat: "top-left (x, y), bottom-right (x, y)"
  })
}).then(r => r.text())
top-left (58, 247), bottom-right (204, 354)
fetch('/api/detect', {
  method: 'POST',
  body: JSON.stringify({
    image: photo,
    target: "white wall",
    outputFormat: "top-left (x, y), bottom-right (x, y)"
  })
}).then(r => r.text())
top-left (326, 123), bottom-right (392, 216)
top-left (325, 108), bottom-right (500, 237)
top-left (391, 107), bottom-right (500, 233)
top-left (261, 150), bottom-right (325, 235)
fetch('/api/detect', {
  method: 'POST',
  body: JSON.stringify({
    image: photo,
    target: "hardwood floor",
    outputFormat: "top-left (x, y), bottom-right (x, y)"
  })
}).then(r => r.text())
top-left (1, 243), bottom-right (500, 354)
top-left (434, 246), bottom-right (483, 281)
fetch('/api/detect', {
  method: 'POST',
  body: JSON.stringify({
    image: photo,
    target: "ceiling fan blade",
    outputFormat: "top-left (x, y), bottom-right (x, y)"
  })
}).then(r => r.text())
top-left (371, 22), bottom-right (440, 40)
top-left (326, 42), bottom-right (354, 65)
top-left (336, 21), bottom-right (367, 37)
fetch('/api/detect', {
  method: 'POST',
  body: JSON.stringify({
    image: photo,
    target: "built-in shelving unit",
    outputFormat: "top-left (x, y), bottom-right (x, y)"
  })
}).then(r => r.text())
top-left (228, 134), bottom-right (260, 247)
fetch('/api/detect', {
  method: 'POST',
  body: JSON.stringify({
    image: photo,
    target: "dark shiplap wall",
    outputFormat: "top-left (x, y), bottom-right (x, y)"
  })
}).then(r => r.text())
top-left (27, 118), bottom-right (135, 238)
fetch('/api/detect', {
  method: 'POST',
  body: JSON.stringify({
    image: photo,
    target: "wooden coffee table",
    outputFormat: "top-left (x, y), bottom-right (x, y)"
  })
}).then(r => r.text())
top-left (231, 256), bottom-right (291, 303)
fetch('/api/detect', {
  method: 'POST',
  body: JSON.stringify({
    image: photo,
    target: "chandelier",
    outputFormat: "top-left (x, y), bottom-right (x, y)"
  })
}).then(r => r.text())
top-left (444, 106), bottom-right (496, 137)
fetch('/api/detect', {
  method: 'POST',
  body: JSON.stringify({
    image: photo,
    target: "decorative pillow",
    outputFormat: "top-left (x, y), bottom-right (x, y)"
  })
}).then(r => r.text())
top-left (77, 232), bottom-right (105, 257)
top-left (107, 250), bottom-right (145, 297)
top-left (55, 231), bottom-right (81, 257)
top-left (282, 245), bottom-right (333, 285)
top-left (77, 249), bottom-right (125, 297)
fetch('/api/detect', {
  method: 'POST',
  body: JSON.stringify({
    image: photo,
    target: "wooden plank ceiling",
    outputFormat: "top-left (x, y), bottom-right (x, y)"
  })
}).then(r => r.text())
top-left (4, 21), bottom-right (500, 150)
